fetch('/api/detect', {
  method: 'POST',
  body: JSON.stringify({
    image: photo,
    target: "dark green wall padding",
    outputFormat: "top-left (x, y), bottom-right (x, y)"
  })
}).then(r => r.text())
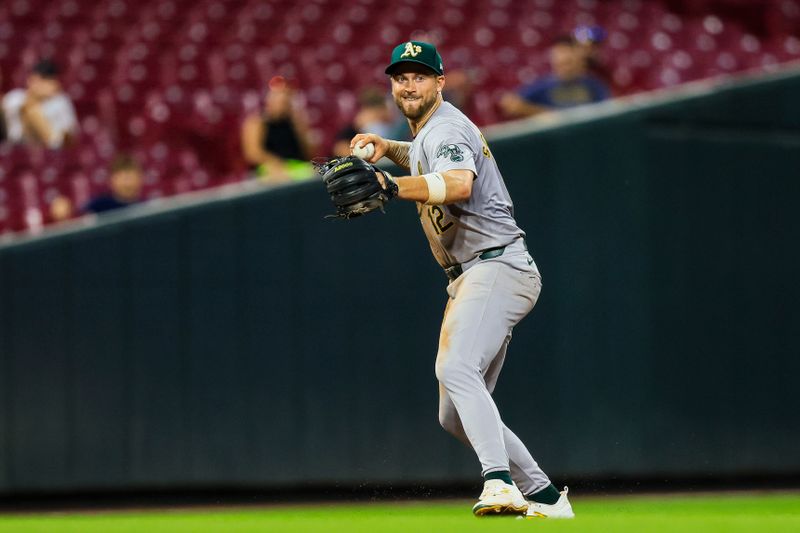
top-left (1, 73), bottom-right (799, 493)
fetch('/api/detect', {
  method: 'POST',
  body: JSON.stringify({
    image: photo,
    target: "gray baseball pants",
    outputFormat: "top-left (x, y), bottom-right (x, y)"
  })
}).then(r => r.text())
top-left (435, 244), bottom-right (552, 495)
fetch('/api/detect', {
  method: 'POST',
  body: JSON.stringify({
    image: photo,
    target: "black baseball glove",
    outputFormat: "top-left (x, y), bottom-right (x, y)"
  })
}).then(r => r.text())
top-left (314, 156), bottom-right (399, 219)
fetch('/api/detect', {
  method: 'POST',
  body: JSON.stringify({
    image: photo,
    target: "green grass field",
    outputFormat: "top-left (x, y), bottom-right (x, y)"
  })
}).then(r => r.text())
top-left (1, 492), bottom-right (798, 532)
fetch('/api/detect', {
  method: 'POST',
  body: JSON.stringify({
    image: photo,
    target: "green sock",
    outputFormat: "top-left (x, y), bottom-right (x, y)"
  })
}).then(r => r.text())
top-left (527, 483), bottom-right (560, 504)
top-left (484, 470), bottom-right (514, 486)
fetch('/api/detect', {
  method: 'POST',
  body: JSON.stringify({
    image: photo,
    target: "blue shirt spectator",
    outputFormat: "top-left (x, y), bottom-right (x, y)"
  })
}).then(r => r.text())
top-left (500, 36), bottom-right (610, 119)
top-left (518, 74), bottom-right (609, 109)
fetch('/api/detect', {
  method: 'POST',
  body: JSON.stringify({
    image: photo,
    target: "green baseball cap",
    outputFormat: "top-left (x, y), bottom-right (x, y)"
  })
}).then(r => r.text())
top-left (385, 41), bottom-right (444, 76)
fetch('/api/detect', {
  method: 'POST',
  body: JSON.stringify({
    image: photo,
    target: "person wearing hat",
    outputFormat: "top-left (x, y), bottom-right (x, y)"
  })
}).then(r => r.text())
top-left (350, 41), bottom-right (574, 519)
top-left (1, 59), bottom-right (78, 148)
top-left (500, 35), bottom-right (610, 119)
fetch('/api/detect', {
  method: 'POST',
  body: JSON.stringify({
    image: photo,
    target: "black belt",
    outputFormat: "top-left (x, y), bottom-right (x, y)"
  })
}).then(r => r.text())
top-left (444, 246), bottom-right (507, 282)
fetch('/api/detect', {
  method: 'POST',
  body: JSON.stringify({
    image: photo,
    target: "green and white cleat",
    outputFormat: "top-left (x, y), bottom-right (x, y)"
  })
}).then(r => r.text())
top-left (472, 479), bottom-right (529, 516)
top-left (525, 486), bottom-right (575, 519)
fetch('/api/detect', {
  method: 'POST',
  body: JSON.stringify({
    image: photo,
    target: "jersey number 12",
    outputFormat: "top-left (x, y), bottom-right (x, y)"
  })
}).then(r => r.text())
top-left (427, 205), bottom-right (453, 235)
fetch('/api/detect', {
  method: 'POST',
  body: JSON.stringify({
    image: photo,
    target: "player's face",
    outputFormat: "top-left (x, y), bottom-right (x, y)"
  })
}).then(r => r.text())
top-left (390, 67), bottom-right (444, 120)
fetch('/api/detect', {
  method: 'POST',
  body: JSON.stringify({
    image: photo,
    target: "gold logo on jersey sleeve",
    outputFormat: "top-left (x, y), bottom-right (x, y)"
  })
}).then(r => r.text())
top-left (479, 132), bottom-right (493, 159)
top-left (400, 42), bottom-right (422, 58)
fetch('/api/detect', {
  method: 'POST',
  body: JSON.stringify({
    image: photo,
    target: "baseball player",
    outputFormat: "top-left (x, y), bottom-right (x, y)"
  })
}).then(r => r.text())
top-left (350, 41), bottom-right (575, 518)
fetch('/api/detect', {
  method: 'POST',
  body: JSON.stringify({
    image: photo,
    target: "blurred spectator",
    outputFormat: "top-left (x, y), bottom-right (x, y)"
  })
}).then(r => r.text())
top-left (573, 25), bottom-right (616, 95)
top-left (241, 76), bottom-right (314, 183)
top-left (83, 154), bottom-right (143, 214)
top-left (442, 68), bottom-right (476, 116)
top-left (332, 87), bottom-right (394, 158)
top-left (1, 59), bottom-right (78, 148)
top-left (48, 195), bottom-right (74, 224)
top-left (500, 36), bottom-right (610, 119)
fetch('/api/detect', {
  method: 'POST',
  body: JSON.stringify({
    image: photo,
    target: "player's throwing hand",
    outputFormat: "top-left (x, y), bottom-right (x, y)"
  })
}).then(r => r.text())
top-left (350, 133), bottom-right (388, 164)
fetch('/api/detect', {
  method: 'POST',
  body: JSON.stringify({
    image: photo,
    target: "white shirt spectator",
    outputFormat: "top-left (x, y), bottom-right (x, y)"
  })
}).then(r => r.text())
top-left (2, 88), bottom-right (78, 149)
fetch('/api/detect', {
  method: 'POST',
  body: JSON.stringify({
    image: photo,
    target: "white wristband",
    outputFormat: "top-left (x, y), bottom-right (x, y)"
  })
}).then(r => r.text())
top-left (423, 172), bottom-right (447, 205)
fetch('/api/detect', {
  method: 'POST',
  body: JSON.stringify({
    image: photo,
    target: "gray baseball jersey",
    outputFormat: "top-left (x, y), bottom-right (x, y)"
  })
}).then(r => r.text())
top-left (409, 101), bottom-right (525, 268)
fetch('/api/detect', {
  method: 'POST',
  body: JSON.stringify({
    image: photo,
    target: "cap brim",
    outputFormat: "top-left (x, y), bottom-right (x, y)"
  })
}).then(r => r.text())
top-left (385, 60), bottom-right (442, 76)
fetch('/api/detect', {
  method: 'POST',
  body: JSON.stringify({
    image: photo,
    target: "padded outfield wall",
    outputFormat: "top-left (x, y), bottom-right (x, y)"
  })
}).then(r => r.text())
top-left (1, 69), bottom-right (799, 493)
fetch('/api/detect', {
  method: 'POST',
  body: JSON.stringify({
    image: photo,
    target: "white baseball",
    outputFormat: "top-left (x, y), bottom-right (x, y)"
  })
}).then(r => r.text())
top-left (352, 142), bottom-right (375, 160)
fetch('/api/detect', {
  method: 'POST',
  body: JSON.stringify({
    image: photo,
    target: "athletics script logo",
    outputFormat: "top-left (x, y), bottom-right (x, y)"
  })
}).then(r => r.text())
top-left (400, 42), bottom-right (422, 58)
top-left (436, 143), bottom-right (465, 162)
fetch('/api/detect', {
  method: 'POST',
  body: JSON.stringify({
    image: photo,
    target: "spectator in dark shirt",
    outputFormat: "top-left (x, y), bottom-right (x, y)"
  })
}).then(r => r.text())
top-left (84, 155), bottom-right (143, 214)
top-left (241, 76), bottom-right (314, 183)
top-left (500, 36), bottom-right (610, 119)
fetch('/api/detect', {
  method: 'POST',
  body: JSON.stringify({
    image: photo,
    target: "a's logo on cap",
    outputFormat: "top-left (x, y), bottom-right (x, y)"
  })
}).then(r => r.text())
top-left (400, 42), bottom-right (422, 58)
